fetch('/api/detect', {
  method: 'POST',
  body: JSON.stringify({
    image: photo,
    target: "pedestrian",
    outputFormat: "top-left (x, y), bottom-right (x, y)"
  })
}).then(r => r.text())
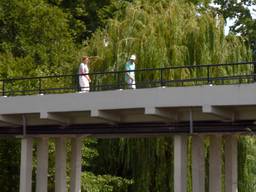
top-left (125, 54), bottom-right (136, 89)
top-left (78, 56), bottom-right (91, 92)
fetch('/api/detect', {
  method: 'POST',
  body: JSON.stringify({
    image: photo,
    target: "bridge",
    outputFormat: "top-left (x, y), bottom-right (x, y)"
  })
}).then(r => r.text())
top-left (1, 61), bottom-right (256, 192)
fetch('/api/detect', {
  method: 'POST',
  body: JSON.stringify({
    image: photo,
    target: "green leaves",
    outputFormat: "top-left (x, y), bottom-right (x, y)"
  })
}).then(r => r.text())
top-left (213, 0), bottom-right (256, 59)
top-left (81, 172), bottom-right (133, 192)
top-left (85, 0), bottom-right (251, 87)
top-left (0, 139), bottom-right (20, 192)
top-left (0, 1), bottom-right (255, 191)
top-left (0, 0), bottom-right (77, 78)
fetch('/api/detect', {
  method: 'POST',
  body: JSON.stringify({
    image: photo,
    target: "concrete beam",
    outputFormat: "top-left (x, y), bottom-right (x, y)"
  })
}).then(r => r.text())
top-left (0, 115), bottom-right (21, 126)
top-left (55, 137), bottom-right (67, 192)
top-left (19, 137), bottom-right (33, 192)
top-left (202, 105), bottom-right (233, 120)
top-left (91, 109), bottom-right (120, 123)
top-left (174, 135), bottom-right (187, 192)
top-left (192, 135), bottom-right (205, 192)
top-left (209, 135), bottom-right (222, 192)
top-left (36, 137), bottom-right (49, 192)
top-left (70, 137), bottom-right (82, 192)
top-left (40, 112), bottom-right (69, 125)
top-left (144, 107), bottom-right (177, 121)
top-left (225, 135), bottom-right (238, 192)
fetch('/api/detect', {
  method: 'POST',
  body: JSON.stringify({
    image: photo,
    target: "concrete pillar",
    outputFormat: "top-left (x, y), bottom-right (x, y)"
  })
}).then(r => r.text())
top-left (19, 137), bottom-right (33, 192)
top-left (174, 135), bottom-right (187, 192)
top-left (192, 135), bottom-right (205, 192)
top-left (55, 137), bottom-right (67, 192)
top-left (209, 135), bottom-right (222, 192)
top-left (36, 137), bottom-right (49, 192)
top-left (225, 135), bottom-right (238, 192)
top-left (70, 137), bottom-right (82, 192)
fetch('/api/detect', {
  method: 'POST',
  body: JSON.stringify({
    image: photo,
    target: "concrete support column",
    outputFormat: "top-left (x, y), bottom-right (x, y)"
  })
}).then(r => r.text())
top-left (55, 137), bottom-right (67, 192)
top-left (19, 137), bottom-right (33, 192)
top-left (209, 135), bottom-right (222, 192)
top-left (70, 137), bottom-right (82, 192)
top-left (36, 137), bottom-right (49, 192)
top-left (174, 135), bottom-right (187, 192)
top-left (225, 135), bottom-right (238, 192)
top-left (192, 135), bottom-right (205, 192)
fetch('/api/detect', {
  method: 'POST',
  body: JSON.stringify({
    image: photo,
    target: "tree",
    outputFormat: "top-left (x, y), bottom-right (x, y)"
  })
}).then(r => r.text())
top-left (84, 0), bottom-right (252, 191)
top-left (0, 139), bottom-right (20, 192)
top-left (47, 0), bottom-right (133, 43)
top-left (0, 0), bottom-right (77, 78)
top-left (213, 0), bottom-right (256, 59)
top-left (0, 1), bottom-right (132, 191)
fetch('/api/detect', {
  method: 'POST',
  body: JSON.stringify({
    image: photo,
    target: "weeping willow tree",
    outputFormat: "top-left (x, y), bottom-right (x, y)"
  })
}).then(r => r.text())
top-left (85, 0), bottom-right (251, 87)
top-left (238, 136), bottom-right (256, 192)
top-left (83, 0), bottom-right (254, 191)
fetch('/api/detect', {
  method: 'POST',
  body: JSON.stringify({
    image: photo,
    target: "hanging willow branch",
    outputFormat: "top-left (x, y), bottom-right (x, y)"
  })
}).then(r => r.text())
top-left (86, 1), bottom-right (252, 191)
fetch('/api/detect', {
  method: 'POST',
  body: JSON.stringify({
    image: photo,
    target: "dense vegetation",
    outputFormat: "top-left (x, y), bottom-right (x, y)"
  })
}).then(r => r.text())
top-left (0, 0), bottom-right (256, 191)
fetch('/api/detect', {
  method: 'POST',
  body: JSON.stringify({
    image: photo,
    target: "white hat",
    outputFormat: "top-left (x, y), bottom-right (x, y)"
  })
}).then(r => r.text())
top-left (130, 54), bottom-right (136, 60)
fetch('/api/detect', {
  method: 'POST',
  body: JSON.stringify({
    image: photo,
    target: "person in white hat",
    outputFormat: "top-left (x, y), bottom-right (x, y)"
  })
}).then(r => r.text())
top-left (125, 54), bottom-right (136, 89)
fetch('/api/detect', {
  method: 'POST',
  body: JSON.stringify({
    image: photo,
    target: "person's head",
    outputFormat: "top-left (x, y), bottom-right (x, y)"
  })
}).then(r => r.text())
top-left (130, 54), bottom-right (136, 61)
top-left (82, 56), bottom-right (89, 64)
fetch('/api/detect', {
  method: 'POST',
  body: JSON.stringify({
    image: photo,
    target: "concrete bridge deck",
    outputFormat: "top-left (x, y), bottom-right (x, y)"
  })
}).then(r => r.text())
top-left (4, 62), bottom-right (254, 192)
top-left (0, 82), bottom-right (255, 192)
top-left (0, 83), bottom-right (256, 136)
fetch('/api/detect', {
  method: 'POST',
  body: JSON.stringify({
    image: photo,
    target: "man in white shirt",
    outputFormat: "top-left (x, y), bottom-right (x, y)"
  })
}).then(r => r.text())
top-left (79, 56), bottom-right (91, 92)
top-left (125, 54), bottom-right (136, 89)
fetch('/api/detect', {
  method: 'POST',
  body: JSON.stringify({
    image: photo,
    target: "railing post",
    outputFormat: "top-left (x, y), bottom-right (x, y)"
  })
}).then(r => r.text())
top-left (2, 80), bottom-right (5, 96)
top-left (39, 78), bottom-right (42, 94)
top-left (10, 80), bottom-right (14, 96)
top-left (160, 68), bottom-right (163, 87)
top-left (92, 73), bottom-right (97, 92)
top-left (207, 65), bottom-right (210, 84)
top-left (117, 72), bottom-right (121, 89)
top-left (253, 61), bottom-right (256, 82)
top-left (76, 74), bottom-right (80, 92)
top-left (239, 76), bottom-right (242, 84)
top-left (90, 74), bottom-right (93, 91)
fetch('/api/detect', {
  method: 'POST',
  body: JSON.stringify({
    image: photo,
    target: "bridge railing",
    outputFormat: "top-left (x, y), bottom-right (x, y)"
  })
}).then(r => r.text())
top-left (0, 61), bottom-right (255, 96)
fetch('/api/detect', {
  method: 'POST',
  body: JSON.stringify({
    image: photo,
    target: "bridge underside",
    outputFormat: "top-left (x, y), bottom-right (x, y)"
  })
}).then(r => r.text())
top-left (0, 121), bottom-right (255, 137)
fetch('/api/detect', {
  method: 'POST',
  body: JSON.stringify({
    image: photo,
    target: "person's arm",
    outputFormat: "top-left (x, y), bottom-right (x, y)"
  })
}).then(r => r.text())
top-left (85, 65), bottom-right (91, 82)
top-left (79, 64), bottom-right (85, 76)
top-left (125, 63), bottom-right (133, 79)
top-left (86, 75), bottom-right (91, 82)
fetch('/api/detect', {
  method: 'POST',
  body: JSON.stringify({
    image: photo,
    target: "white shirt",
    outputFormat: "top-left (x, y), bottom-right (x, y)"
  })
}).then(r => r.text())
top-left (79, 63), bottom-right (89, 75)
top-left (79, 63), bottom-right (90, 89)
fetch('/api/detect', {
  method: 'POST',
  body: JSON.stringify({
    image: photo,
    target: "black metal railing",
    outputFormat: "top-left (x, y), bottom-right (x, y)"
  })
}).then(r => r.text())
top-left (0, 61), bottom-right (255, 96)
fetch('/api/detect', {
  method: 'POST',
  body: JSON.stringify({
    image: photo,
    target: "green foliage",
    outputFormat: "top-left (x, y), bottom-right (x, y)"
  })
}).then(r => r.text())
top-left (213, 0), bottom-right (256, 59)
top-left (94, 138), bottom-right (174, 192)
top-left (0, 0), bottom-right (132, 190)
top-left (80, 138), bottom-right (133, 192)
top-left (48, 138), bottom-right (132, 192)
top-left (213, 0), bottom-right (256, 36)
top-left (83, 1), bottom-right (254, 191)
top-left (25, 138), bottom-right (132, 192)
top-left (85, 0), bottom-right (251, 81)
top-left (0, 0), bottom-right (255, 192)
top-left (82, 172), bottom-right (133, 192)
top-left (0, 139), bottom-right (21, 192)
top-left (238, 136), bottom-right (256, 192)
top-left (0, 0), bottom-right (78, 78)
top-left (82, 0), bottom-right (252, 90)
top-left (47, 0), bottom-right (132, 43)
